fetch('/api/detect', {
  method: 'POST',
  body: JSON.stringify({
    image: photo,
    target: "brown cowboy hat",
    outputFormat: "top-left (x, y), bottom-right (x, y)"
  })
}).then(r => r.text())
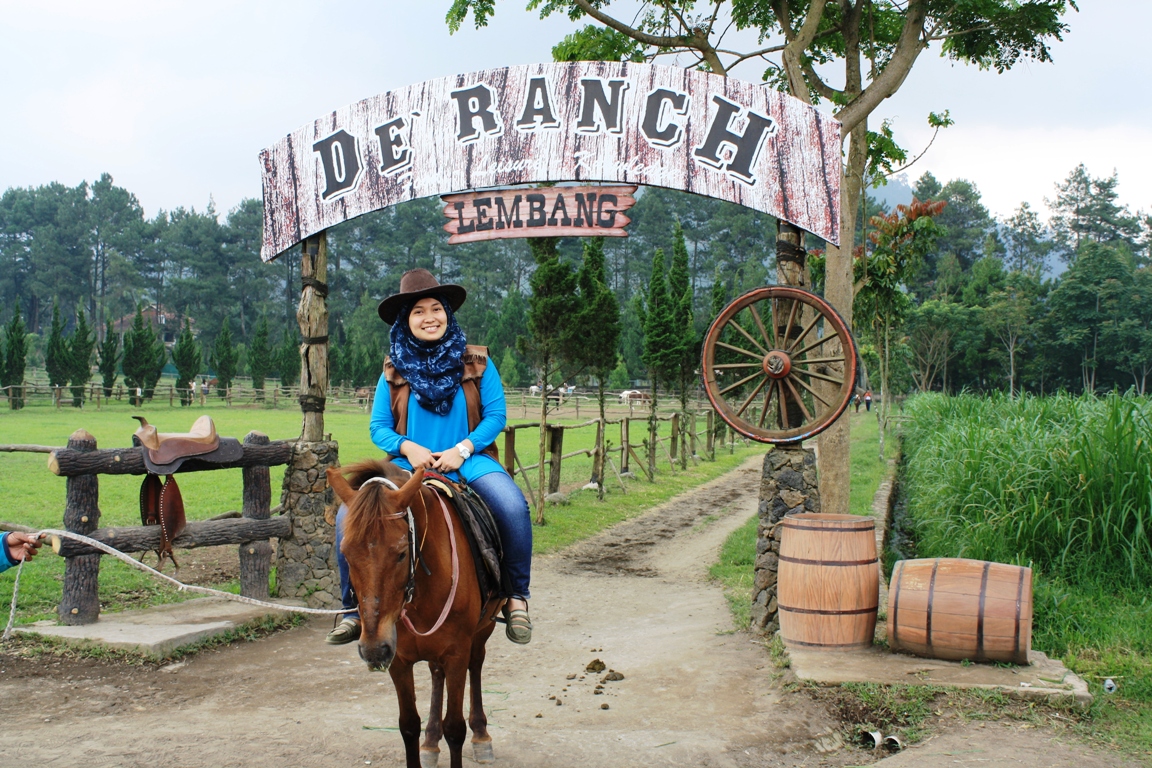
top-left (377, 268), bottom-right (467, 325)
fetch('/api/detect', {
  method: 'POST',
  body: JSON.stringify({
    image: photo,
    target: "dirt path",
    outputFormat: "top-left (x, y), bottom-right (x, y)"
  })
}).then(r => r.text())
top-left (0, 458), bottom-right (1131, 767)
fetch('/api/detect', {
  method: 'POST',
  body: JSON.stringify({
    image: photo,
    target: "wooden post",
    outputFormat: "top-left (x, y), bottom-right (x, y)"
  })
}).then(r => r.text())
top-left (298, 232), bottom-right (329, 441)
top-left (670, 413), bottom-right (679, 460)
top-left (59, 429), bottom-right (101, 625)
top-left (503, 428), bottom-right (516, 475)
top-left (689, 413), bottom-right (698, 460)
top-left (169, 386), bottom-right (174, 407)
top-left (239, 431), bottom-right (272, 599)
top-left (547, 426), bottom-right (564, 495)
top-left (620, 418), bottom-right (630, 474)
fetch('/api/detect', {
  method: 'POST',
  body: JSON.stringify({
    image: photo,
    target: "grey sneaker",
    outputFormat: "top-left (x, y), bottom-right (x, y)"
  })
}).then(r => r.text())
top-left (325, 617), bottom-right (361, 645)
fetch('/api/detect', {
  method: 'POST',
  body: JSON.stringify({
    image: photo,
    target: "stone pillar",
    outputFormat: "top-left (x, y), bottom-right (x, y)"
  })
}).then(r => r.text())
top-left (275, 440), bottom-right (340, 608)
top-left (750, 445), bottom-right (820, 633)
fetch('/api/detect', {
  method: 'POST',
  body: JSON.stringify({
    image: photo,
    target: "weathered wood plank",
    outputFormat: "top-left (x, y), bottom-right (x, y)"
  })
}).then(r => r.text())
top-left (259, 62), bottom-right (841, 260)
top-left (441, 185), bottom-right (636, 243)
top-left (51, 517), bottom-right (292, 558)
top-left (48, 441), bottom-right (293, 477)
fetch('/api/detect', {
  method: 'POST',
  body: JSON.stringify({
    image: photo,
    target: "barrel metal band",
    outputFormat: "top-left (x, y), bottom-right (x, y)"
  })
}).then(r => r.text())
top-left (976, 560), bottom-right (991, 660)
top-left (780, 522), bottom-right (874, 532)
top-left (778, 604), bottom-right (878, 616)
top-left (782, 638), bottom-right (872, 649)
top-left (778, 554), bottom-right (878, 567)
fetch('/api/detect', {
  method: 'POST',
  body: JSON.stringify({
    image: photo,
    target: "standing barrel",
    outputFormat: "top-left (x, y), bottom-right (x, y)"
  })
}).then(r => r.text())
top-left (887, 558), bottom-right (1032, 665)
top-left (777, 513), bottom-right (879, 651)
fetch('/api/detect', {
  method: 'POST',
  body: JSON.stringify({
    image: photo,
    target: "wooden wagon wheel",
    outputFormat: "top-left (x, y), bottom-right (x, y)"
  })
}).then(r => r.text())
top-left (702, 286), bottom-right (857, 444)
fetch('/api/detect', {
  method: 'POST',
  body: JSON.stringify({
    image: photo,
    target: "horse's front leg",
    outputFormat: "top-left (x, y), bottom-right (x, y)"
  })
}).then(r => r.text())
top-left (420, 662), bottom-right (445, 768)
top-left (389, 660), bottom-right (423, 768)
top-left (442, 654), bottom-right (471, 768)
top-left (468, 636), bottom-right (494, 764)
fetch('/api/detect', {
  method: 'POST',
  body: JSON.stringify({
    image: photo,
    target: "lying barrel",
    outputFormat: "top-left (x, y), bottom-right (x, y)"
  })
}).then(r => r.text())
top-left (887, 558), bottom-right (1032, 665)
top-left (777, 513), bottom-right (878, 651)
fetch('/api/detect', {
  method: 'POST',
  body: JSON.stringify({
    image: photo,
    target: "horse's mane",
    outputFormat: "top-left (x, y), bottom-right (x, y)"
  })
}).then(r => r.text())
top-left (341, 458), bottom-right (413, 547)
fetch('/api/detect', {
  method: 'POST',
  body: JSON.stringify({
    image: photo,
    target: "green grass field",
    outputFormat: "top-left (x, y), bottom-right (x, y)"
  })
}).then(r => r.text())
top-left (0, 399), bottom-right (760, 622)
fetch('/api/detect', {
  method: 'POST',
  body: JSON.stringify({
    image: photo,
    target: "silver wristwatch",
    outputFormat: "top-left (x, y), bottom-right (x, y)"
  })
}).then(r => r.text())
top-left (455, 441), bottom-right (472, 460)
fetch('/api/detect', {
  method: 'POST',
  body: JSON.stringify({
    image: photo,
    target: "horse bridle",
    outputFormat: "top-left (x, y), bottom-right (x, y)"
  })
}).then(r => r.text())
top-left (360, 476), bottom-right (419, 604)
top-left (358, 476), bottom-right (460, 637)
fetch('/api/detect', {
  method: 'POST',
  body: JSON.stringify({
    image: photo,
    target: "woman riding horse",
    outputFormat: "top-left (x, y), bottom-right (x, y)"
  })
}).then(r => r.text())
top-left (328, 268), bottom-right (533, 646)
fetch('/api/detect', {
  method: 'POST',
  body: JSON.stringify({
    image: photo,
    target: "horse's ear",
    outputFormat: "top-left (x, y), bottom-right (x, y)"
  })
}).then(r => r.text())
top-left (392, 467), bottom-right (425, 505)
top-left (326, 467), bottom-right (356, 504)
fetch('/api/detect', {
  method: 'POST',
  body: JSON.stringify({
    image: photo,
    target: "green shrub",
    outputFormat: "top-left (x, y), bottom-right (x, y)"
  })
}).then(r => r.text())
top-left (901, 392), bottom-right (1152, 585)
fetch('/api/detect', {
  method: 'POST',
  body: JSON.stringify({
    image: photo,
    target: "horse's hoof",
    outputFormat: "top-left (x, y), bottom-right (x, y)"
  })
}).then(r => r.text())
top-left (472, 741), bottom-right (495, 764)
top-left (418, 749), bottom-right (440, 768)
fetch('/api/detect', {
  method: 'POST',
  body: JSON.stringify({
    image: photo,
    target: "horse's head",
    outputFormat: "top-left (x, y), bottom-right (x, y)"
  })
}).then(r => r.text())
top-left (327, 460), bottom-right (425, 672)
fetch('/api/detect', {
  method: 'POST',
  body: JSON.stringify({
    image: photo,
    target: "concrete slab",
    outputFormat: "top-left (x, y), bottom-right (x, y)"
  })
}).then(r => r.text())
top-left (17, 596), bottom-right (308, 658)
top-left (787, 645), bottom-right (1092, 708)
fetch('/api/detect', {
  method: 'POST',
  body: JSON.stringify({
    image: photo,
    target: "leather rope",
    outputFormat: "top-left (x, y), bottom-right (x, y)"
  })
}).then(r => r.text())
top-left (301, 276), bottom-right (329, 297)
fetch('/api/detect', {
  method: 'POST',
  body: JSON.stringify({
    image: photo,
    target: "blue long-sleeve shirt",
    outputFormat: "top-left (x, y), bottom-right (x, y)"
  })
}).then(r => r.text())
top-left (369, 362), bottom-right (507, 483)
top-left (0, 532), bottom-right (19, 574)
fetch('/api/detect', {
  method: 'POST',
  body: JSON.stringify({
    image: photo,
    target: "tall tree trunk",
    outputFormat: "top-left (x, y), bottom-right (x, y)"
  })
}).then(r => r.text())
top-left (817, 119), bottom-right (866, 516)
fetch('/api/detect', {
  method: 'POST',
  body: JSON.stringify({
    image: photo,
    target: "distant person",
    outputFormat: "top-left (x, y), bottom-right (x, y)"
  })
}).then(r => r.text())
top-left (1, 531), bottom-right (43, 574)
top-left (853, 393), bottom-right (861, 413)
top-left (864, 390), bottom-right (873, 412)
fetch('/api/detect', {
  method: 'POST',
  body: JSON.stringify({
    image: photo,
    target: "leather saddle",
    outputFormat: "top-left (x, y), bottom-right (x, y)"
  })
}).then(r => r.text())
top-left (132, 415), bottom-right (243, 474)
top-left (131, 415), bottom-right (242, 568)
top-left (423, 472), bottom-right (510, 602)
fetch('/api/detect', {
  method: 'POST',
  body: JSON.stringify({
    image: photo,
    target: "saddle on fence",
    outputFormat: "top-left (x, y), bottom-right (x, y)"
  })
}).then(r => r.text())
top-left (423, 472), bottom-right (511, 604)
top-left (132, 415), bottom-right (242, 568)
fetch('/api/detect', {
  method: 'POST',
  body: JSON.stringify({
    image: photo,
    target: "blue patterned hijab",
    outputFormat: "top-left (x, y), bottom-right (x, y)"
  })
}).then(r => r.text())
top-left (389, 295), bottom-right (467, 416)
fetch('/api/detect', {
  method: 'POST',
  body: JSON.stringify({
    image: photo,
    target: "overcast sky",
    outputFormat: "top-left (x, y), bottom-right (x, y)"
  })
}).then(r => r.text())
top-left (2, 1), bottom-right (1147, 224)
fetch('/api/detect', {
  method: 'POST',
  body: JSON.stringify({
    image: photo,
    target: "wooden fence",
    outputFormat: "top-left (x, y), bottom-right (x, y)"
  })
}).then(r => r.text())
top-left (41, 429), bottom-right (293, 625)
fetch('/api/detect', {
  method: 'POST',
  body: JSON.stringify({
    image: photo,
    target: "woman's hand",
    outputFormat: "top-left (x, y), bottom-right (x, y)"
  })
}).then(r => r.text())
top-left (432, 447), bottom-right (464, 472)
top-left (433, 439), bottom-right (473, 472)
top-left (400, 440), bottom-right (436, 470)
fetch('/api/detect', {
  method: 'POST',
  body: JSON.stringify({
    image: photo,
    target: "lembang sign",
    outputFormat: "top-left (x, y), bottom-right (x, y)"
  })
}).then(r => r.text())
top-left (442, 186), bottom-right (637, 244)
top-left (259, 62), bottom-right (841, 262)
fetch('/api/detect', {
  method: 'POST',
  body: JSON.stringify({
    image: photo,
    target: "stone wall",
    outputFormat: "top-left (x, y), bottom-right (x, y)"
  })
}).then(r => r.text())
top-left (750, 445), bottom-right (820, 632)
top-left (275, 440), bottom-right (340, 608)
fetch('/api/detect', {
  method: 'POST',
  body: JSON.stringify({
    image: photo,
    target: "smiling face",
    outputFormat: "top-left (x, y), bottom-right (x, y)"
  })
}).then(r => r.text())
top-left (407, 297), bottom-right (448, 342)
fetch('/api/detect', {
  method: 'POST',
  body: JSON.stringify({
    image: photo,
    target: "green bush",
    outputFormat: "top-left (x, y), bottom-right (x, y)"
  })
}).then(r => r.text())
top-left (901, 392), bottom-right (1152, 585)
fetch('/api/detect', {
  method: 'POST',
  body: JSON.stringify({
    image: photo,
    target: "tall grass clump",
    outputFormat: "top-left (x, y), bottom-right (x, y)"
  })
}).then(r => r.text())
top-left (901, 391), bottom-right (1152, 585)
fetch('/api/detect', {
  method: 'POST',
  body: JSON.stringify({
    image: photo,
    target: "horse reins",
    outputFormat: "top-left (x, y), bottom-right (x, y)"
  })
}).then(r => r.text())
top-left (360, 477), bottom-right (460, 637)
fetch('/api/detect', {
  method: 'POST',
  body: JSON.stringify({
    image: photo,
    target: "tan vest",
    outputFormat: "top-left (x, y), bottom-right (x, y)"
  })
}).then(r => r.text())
top-left (383, 344), bottom-right (499, 463)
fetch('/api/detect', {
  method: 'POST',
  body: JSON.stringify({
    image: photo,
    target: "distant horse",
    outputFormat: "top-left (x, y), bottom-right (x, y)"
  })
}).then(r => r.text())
top-left (327, 460), bottom-right (503, 768)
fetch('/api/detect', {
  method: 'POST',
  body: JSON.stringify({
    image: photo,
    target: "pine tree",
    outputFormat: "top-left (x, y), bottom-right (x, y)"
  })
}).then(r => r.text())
top-left (668, 222), bottom-right (697, 467)
top-left (523, 237), bottom-right (580, 522)
top-left (642, 248), bottom-right (677, 479)
top-left (68, 308), bottom-right (95, 407)
top-left (45, 302), bottom-right (71, 391)
top-left (211, 317), bottom-right (239, 397)
top-left (574, 238), bottom-right (621, 497)
top-left (97, 320), bottom-right (120, 398)
top-left (172, 321), bottom-right (201, 406)
top-left (121, 306), bottom-right (151, 407)
top-left (2, 305), bottom-right (28, 410)
top-left (277, 331), bottom-right (299, 388)
top-left (248, 316), bottom-right (272, 398)
top-left (143, 325), bottom-right (167, 401)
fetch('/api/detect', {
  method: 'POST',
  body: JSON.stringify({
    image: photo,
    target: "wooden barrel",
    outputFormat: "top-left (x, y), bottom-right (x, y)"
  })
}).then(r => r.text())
top-left (777, 513), bottom-right (878, 651)
top-left (887, 558), bottom-right (1032, 665)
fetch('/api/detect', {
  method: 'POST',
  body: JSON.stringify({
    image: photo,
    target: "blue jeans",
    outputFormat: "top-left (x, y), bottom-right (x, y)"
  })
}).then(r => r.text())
top-left (334, 470), bottom-right (533, 620)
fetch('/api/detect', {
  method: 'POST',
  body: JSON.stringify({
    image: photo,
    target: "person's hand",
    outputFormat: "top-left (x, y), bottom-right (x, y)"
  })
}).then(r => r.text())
top-left (5, 532), bottom-right (43, 563)
top-left (400, 440), bottom-right (436, 470)
top-left (432, 448), bottom-right (464, 472)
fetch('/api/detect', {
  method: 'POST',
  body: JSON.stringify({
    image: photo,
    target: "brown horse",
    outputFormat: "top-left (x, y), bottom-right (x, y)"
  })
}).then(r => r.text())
top-left (327, 459), bottom-right (503, 768)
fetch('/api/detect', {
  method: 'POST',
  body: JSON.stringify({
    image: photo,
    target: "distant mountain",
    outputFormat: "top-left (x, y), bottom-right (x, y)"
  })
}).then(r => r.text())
top-left (869, 174), bottom-right (914, 211)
